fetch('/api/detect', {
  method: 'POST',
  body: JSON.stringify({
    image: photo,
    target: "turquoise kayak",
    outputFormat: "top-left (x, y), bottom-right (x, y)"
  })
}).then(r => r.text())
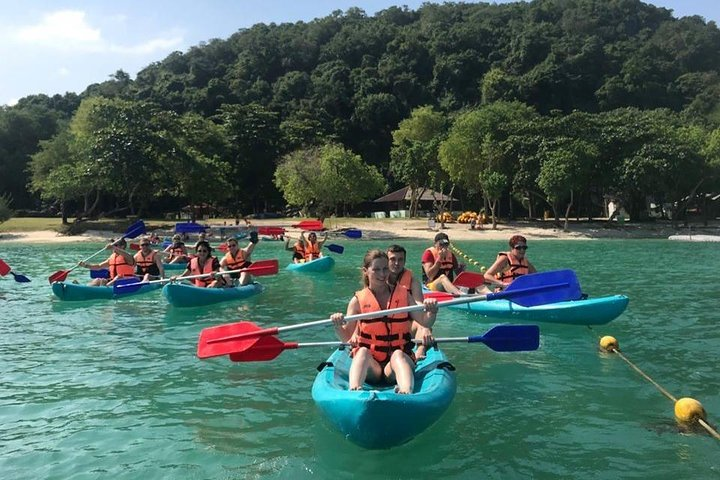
top-left (441, 293), bottom-right (629, 325)
top-left (51, 281), bottom-right (162, 301)
top-left (286, 256), bottom-right (335, 272)
top-left (312, 346), bottom-right (457, 449)
top-left (162, 282), bottom-right (263, 307)
top-left (162, 262), bottom-right (187, 271)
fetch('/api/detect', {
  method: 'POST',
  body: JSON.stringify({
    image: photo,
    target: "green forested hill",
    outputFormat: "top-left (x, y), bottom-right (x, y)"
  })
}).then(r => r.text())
top-left (2, 0), bottom-right (720, 224)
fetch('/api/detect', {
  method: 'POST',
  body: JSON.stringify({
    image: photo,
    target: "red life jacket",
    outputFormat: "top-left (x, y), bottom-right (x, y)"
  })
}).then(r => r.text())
top-left (189, 256), bottom-right (217, 287)
top-left (422, 246), bottom-right (455, 283)
top-left (495, 252), bottom-right (529, 284)
top-left (353, 286), bottom-right (413, 363)
top-left (223, 249), bottom-right (250, 271)
top-left (134, 250), bottom-right (159, 276)
top-left (304, 241), bottom-right (320, 261)
top-left (109, 252), bottom-right (135, 278)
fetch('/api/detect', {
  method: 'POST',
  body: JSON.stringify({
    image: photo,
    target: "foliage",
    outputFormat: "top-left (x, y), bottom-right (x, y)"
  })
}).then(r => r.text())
top-left (0, 193), bottom-right (13, 224)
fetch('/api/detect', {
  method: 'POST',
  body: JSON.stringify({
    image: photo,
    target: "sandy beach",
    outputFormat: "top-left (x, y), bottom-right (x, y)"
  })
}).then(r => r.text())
top-left (1, 217), bottom-right (718, 244)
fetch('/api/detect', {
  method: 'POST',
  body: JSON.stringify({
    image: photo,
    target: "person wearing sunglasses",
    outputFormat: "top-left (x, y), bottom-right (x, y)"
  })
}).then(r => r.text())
top-left (171, 240), bottom-right (222, 288)
top-left (133, 236), bottom-right (165, 282)
top-left (219, 231), bottom-right (258, 286)
top-left (483, 235), bottom-right (537, 289)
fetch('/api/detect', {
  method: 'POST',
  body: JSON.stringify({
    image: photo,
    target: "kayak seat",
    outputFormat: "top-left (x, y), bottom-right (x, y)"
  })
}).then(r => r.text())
top-left (436, 361), bottom-right (456, 372)
top-left (316, 361), bottom-right (334, 372)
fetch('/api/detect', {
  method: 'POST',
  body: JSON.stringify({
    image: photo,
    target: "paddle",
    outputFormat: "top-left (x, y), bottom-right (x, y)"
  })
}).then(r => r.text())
top-left (113, 259), bottom-right (279, 294)
top-left (197, 269), bottom-right (580, 359)
top-left (452, 271), bottom-right (487, 289)
top-left (341, 229), bottom-right (362, 239)
top-left (283, 233), bottom-right (344, 254)
top-left (175, 222), bottom-right (207, 234)
top-left (224, 325), bottom-right (540, 362)
top-left (90, 268), bottom-right (110, 279)
top-left (0, 258), bottom-right (31, 282)
top-left (48, 220), bottom-right (146, 284)
top-left (292, 220), bottom-right (325, 231)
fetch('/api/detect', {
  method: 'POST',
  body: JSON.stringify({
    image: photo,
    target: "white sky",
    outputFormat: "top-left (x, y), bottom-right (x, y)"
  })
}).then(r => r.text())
top-left (1, 0), bottom-right (717, 106)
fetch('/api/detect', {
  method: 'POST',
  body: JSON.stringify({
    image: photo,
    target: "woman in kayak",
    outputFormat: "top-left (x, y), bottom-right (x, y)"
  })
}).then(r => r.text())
top-left (171, 241), bottom-right (222, 288)
top-left (81, 239), bottom-right (136, 286)
top-left (331, 249), bottom-right (438, 394)
top-left (300, 231), bottom-right (327, 261)
top-left (164, 234), bottom-right (189, 264)
top-left (483, 235), bottom-right (537, 290)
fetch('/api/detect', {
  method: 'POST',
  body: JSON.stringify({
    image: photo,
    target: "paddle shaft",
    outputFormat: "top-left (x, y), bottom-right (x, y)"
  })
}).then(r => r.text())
top-left (115, 260), bottom-right (277, 289)
top-left (261, 336), bottom-right (521, 349)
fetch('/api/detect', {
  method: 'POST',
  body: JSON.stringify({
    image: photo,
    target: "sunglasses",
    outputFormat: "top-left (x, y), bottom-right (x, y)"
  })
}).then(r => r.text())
top-left (514, 245), bottom-right (528, 250)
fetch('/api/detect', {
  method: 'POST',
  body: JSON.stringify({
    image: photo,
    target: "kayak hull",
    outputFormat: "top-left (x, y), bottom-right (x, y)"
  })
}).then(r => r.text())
top-left (312, 346), bottom-right (456, 449)
top-left (445, 294), bottom-right (629, 325)
top-left (162, 262), bottom-right (187, 271)
top-left (162, 282), bottom-right (263, 307)
top-left (51, 281), bottom-right (162, 301)
top-left (286, 256), bottom-right (335, 272)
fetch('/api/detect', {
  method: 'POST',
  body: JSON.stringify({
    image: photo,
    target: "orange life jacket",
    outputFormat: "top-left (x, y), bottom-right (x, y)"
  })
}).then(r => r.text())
top-left (495, 252), bottom-right (530, 284)
top-left (134, 250), bottom-right (159, 276)
top-left (223, 249), bottom-right (250, 272)
top-left (304, 241), bottom-right (321, 261)
top-left (168, 242), bottom-right (187, 261)
top-left (353, 286), bottom-right (413, 363)
top-left (109, 252), bottom-right (135, 278)
top-left (189, 256), bottom-right (217, 288)
top-left (422, 246), bottom-right (455, 283)
top-left (396, 269), bottom-right (413, 291)
top-left (293, 242), bottom-right (305, 255)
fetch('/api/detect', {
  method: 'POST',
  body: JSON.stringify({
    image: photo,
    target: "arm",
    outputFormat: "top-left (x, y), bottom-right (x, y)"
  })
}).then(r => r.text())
top-left (317, 232), bottom-right (328, 247)
top-left (331, 296), bottom-right (360, 342)
top-left (483, 255), bottom-right (507, 288)
top-left (527, 260), bottom-right (537, 274)
top-left (409, 275), bottom-right (425, 305)
top-left (409, 296), bottom-right (438, 328)
top-left (114, 247), bottom-right (135, 266)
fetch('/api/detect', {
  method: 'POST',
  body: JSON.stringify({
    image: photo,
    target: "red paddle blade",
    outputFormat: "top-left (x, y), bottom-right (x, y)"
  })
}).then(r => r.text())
top-left (246, 259), bottom-right (279, 276)
top-left (48, 270), bottom-right (70, 284)
top-left (217, 244), bottom-right (228, 252)
top-left (0, 259), bottom-right (10, 276)
top-left (258, 226), bottom-right (286, 236)
top-left (293, 220), bottom-right (324, 231)
top-left (129, 243), bottom-right (141, 251)
top-left (423, 291), bottom-right (460, 302)
top-left (453, 271), bottom-right (487, 289)
top-left (197, 321), bottom-right (268, 358)
top-left (228, 336), bottom-right (297, 362)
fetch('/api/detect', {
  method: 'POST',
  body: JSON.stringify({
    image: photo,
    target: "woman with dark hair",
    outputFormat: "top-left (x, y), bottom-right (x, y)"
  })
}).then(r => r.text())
top-left (172, 241), bottom-right (222, 288)
top-left (483, 235), bottom-right (537, 289)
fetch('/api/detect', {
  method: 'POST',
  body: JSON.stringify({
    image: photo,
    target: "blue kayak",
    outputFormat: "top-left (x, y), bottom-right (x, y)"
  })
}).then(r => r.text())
top-left (439, 293), bottom-right (629, 325)
top-left (51, 281), bottom-right (162, 301)
top-left (312, 346), bottom-right (457, 449)
top-left (162, 282), bottom-right (263, 307)
top-left (286, 256), bottom-right (335, 273)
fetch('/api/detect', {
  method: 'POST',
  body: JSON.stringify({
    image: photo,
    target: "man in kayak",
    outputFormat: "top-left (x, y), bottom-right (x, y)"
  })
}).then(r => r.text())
top-left (387, 244), bottom-right (433, 360)
top-left (81, 239), bottom-right (136, 286)
top-left (331, 249), bottom-right (438, 394)
top-left (134, 237), bottom-right (165, 282)
top-left (483, 235), bottom-right (537, 290)
top-left (164, 234), bottom-right (189, 264)
top-left (421, 233), bottom-right (465, 295)
top-left (219, 231), bottom-right (258, 286)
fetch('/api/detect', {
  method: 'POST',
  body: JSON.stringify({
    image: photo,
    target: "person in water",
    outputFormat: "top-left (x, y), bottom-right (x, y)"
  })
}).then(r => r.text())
top-left (421, 232), bottom-right (465, 295)
top-left (331, 249), bottom-right (438, 394)
top-left (387, 244), bottom-right (434, 360)
top-left (81, 238), bottom-right (136, 286)
top-left (300, 231), bottom-right (327, 262)
top-left (171, 241), bottom-right (222, 288)
top-left (134, 236), bottom-right (165, 282)
top-left (483, 235), bottom-right (537, 290)
top-left (164, 234), bottom-right (189, 264)
top-left (219, 231), bottom-right (258, 286)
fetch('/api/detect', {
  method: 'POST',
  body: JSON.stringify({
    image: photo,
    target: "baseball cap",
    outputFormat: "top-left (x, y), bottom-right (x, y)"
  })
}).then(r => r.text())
top-left (434, 232), bottom-right (449, 243)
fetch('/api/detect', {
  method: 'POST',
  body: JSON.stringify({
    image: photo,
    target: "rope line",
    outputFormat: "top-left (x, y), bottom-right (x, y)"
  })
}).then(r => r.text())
top-left (588, 326), bottom-right (720, 441)
top-left (450, 245), bottom-right (486, 272)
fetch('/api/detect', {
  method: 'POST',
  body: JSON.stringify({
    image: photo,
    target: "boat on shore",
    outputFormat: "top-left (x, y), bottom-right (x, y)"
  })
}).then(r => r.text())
top-left (51, 281), bottom-right (162, 301)
top-left (162, 282), bottom-right (264, 307)
top-left (312, 346), bottom-right (456, 449)
top-left (286, 256), bottom-right (335, 273)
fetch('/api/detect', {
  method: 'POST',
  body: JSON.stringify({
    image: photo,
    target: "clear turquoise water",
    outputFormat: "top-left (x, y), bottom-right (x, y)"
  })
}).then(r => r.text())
top-left (1, 238), bottom-right (718, 479)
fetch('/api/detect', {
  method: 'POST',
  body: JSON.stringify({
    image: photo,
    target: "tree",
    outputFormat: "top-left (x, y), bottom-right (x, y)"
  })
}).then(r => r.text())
top-left (389, 106), bottom-right (447, 216)
top-left (0, 193), bottom-right (13, 224)
top-left (275, 144), bottom-right (385, 216)
top-left (478, 170), bottom-right (507, 229)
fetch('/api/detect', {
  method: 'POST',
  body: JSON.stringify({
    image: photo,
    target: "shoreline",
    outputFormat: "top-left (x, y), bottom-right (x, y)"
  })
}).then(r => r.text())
top-left (1, 218), bottom-right (718, 244)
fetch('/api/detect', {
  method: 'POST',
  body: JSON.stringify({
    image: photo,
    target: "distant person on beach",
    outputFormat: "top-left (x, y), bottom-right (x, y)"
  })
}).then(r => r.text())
top-left (330, 249), bottom-right (438, 393)
top-left (483, 235), bottom-right (537, 289)
top-left (421, 232), bottom-right (465, 294)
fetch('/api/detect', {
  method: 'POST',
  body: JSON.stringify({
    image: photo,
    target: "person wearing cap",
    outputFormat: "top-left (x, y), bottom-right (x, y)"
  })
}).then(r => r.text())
top-left (80, 238), bottom-right (136, 286)
top-left (421, 233), bottom-right (465, 294)
top-left (483, 235), bottom-right (537, 289)
top-left (164, 234), bottom-right (189, 264)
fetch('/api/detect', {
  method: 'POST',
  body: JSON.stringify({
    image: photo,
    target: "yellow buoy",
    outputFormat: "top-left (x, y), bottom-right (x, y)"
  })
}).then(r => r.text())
top-left (599, 335), bottom-right (618, 352)
top-left (675, 397), bottom-right (706, 423)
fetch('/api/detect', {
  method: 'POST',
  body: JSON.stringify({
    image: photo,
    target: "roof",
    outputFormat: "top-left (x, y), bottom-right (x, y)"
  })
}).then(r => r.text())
top-left (374, 186), bottom-right (458, 203)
